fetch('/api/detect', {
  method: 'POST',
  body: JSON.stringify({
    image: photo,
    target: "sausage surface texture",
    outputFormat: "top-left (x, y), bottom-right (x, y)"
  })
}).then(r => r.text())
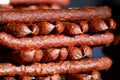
top-left (0, 32), bottom-right (114, 50)
top-left (0, 6), bottom-right (111, 24)
top-left (0, 57), bottom-right (112, 76)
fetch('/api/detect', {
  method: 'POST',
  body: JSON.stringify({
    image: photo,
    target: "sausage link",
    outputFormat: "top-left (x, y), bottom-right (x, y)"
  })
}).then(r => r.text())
top-left (0, 32), bottom-right (114, 50)
top-left (0, 6), bottom-right (111, 24)
top-left (105, 18), bottom-right (117, 30)
top-left (41, 48), bottom-right (60, 62)
top-left (0, 23), bottom-right (31, 37)
top-left (65, 70), bottom-right (101, 80)
top-left (37, 22), bottom-right (55, 35)
top-left (79, 21), bottom-right (89, 33)
top-left (0, 46), bottom-right (92, 64)
top-left (68, 46), bottom-right (92, 60)
top-left (68, 47), bottom-right (83, 60)
top-left (89, 19), bottom-right (109, 32)
top-left (80, 45), bottom-right (92, 58)
top-left (89, 18), bottom-right (116, 32)
top-left (0, 23), bottom-right (40, 37)
top-left (36, 74), bottom-right (61, 80)
top-left (63, 22), bottom-right (82, 36)
top-left (12, 49), bottom-right (43, 64)
top-left (0, 57), bottom-right (112, 76)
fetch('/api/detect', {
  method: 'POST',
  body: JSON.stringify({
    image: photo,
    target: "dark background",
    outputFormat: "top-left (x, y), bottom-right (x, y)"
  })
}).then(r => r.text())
top-left (64, 0), bottom-right (120, 80)
top-left (66, 0), bottom-right (103, 7)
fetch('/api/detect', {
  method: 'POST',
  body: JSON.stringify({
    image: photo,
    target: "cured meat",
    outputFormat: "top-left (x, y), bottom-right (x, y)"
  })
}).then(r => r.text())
top-left (0, 57), bottom-right (112, 76)
top-left (36, 74), bottom-right (61, 80)
top-left (65, 70), bottom-right (101, 80)
top-left (0, 23), bottom-right (40, 37)
top-left (0, 19), bottom-right (116, 37)
top-left (0, 46), bottom-right (92, 64)
top-left (0, 32), bottom-right (114, 50)
top-left (0, 6), bottom-right (111, 24)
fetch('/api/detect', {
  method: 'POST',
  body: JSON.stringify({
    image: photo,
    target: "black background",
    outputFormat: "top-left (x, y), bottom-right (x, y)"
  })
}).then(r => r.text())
top-left (66, 0), bottom-right (103, 7)
top-left (64, 0), bottom-right (120, 80)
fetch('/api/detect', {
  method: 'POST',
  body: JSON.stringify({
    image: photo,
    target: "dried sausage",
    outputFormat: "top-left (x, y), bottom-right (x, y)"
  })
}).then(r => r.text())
top-left (0, 57), bottom-right (112, 76)
top-left (65, 70), bottom-right (101, 80)
top-left (37, 22), bottom-right (55, 35)
top-left (89, 19), bottom-right (108, 32)
top-left (0, 19), bottom-right (116, 37)
top-left (0, 32), bottom-right (114, 50)
top-left (36, 74), bottom-right (61, 80)
top-left (0, 46), bottom-right (92, 64)
top-left (0, 6), bottom-right (111, 24)
top-left (0, 23), bottom-right (40, 37)
top-left (63, 22), bottom-right (82, 36)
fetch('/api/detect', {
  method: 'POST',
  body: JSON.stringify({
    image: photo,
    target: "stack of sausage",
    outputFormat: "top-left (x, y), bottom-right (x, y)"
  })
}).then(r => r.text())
top-left (0, 1), bottom-right (117, 80)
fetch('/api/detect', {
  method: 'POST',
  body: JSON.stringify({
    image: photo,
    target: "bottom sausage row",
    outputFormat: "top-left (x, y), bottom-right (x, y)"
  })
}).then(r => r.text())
top-left (0, 57), bottom-right (112, 76)
top-left (2, 70), bottom-right (100, 80)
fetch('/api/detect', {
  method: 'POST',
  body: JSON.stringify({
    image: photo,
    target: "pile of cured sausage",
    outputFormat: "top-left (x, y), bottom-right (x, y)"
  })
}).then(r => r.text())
top-left (0, 0), bottom-right (117, 80)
